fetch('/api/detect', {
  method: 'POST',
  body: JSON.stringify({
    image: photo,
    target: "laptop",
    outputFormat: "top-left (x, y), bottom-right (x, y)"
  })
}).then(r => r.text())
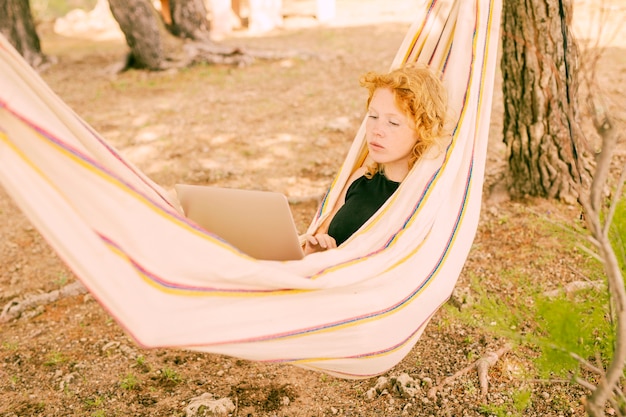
top-left (175, 184), bottom-right (305, 261)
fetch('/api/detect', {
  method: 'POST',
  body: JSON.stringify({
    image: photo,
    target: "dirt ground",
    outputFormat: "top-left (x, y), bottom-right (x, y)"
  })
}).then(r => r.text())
top-left (1, 1), bottom-right (626, 416)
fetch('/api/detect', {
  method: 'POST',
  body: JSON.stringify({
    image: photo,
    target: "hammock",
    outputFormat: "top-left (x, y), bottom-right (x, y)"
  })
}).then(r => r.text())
top-left (0, 0), bottom-right (502, 378)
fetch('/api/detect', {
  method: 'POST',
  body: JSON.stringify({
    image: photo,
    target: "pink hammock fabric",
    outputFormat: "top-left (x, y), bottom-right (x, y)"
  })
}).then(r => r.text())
top-left (0, 0), bottom-right (502, 378)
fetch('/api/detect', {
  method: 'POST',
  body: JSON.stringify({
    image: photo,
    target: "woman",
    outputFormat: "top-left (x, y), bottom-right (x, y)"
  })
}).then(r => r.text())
top-left (304, 63), bottom-right (449, 254)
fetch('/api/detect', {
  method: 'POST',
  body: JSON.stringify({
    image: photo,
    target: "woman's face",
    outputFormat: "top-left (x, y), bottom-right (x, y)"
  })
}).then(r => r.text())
top-left (365, 88), bottom-right (418, 181)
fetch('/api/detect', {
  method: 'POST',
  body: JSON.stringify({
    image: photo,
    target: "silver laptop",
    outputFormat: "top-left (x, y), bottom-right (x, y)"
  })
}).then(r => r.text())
top-left (175, 184), bottom-right (304, 261)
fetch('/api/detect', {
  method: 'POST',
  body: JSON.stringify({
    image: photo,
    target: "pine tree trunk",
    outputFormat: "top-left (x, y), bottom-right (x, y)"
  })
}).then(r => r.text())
top-left (108, 0), bottom-right (286, 70)
top-left (108, 0), bottom-right (169, 70)
top-left (501, 0), bottom-right (589, 204)
top-left (169, 0), bottom-right (211, 40)
top-left (0, 0), bottom-right (47, 69)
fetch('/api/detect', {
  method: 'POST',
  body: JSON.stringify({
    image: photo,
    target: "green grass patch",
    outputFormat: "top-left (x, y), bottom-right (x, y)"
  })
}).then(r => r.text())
top-left (135, 355), bottom-right (151, 373)
top-left (477, 388), bottom-right (531, 417)
top-left (44, 351), bottom-right (67, 367)
top-left (455, 198), bottom-right (625, 381)
top-left (119, 373), bottom-right (139, 390)
top-left (533, 288), bottom-right (613, 378)
top-left (157, 367), bottom-right (183, 387)
top-left (453, 269), bottom-right (537, 339)
top-left (83, 395), bottom-right (104, 409)
top-left (2, 341), bottom-right (19, 351)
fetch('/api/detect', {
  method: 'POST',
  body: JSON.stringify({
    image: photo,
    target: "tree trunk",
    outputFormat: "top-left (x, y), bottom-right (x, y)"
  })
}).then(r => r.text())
top-left (109, 0), bottom-right (176, 70)
top-left (169, 0), bottom-right (212, 40)
top-left (109, 0), bottom-right (296, 70)
top-left (501, 0), bottom-right (589, 204)
top-left (0, 0), bottom-right (47, 69)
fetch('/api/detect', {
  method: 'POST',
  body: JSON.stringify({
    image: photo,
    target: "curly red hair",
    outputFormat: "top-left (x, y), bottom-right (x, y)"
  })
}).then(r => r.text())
top-left (359, 63), bottom-right (449, 176)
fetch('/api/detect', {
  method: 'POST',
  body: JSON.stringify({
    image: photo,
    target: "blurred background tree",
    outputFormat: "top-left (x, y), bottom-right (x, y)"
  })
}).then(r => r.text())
top-left (0, 0), bottom-right (47, 68)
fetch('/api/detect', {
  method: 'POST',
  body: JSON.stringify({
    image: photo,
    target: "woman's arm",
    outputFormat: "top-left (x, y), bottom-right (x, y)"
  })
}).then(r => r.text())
top-left (303, 167), bottom-right (367, 254)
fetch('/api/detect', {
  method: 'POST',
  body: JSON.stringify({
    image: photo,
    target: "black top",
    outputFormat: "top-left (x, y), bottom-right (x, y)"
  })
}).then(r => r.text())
top-left (328, 172), bottom-right (399, 246)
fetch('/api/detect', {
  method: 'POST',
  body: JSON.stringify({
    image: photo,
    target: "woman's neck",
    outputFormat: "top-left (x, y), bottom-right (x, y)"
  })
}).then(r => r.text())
top-left (381, 164), bottom-right (408, 182)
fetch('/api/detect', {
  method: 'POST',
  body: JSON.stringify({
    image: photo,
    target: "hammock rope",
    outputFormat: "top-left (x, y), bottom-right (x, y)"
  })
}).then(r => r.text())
top-left (0, 0), bottom-right (502, 378)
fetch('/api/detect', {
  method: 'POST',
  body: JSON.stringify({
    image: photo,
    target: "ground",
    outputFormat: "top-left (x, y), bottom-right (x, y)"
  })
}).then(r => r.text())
top-left (1, 1), bottom-right (626, 416)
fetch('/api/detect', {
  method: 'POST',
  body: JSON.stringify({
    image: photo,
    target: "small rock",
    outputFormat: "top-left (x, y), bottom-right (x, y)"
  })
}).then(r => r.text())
top-left (365, 388), bottom-right (377, 400)
top-left (449, 286), bottom-right (474, 310)
top-left (373, 376), bottom-right (389, 393)
top-left (101, 341), bottom-right (120, 353)
top-left (392, 373), bottom-right (420, 399)
top-left (119, 344), bottom-right (137, 359)
top-left (184, 393), bottom-right (235, 417)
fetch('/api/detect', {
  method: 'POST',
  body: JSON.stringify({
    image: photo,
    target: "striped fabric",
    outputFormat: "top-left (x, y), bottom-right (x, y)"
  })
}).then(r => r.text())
top-left (0, 0), bottom-right (502, 378)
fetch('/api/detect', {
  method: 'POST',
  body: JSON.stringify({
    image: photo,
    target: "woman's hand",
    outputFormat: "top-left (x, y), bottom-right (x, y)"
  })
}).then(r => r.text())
top-left (303, 233), bottom-right (337, 254)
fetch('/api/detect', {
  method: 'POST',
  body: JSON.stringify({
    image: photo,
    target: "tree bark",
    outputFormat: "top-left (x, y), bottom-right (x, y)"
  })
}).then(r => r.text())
top-left (0, 0), bottom-right (48, 69)
top-left (169, 0), bottom-right (212, 41)
top-left (109, 0), bottom-right (176, 70)
top-left (501, 0), bottom-right (590, 204)
top-left (109, 0), bottom-right (257, 70)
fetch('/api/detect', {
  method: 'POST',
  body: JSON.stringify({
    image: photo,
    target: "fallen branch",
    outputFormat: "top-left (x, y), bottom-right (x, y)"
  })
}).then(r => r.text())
top-left (0, 281), bottom-right (87, 322)
top-left (427, 343), bottom-right (512, 399)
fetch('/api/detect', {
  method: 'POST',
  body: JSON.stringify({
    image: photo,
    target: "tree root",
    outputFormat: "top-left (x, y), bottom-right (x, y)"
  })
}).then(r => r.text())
top-left (0, 281), bottom-right (87, 322)
top-left (427, 343), bottom-right (512, 399)
top-left (543, 280), bottom-right (605, 298)
top-left (181, 41), bottom-right (315, 68)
